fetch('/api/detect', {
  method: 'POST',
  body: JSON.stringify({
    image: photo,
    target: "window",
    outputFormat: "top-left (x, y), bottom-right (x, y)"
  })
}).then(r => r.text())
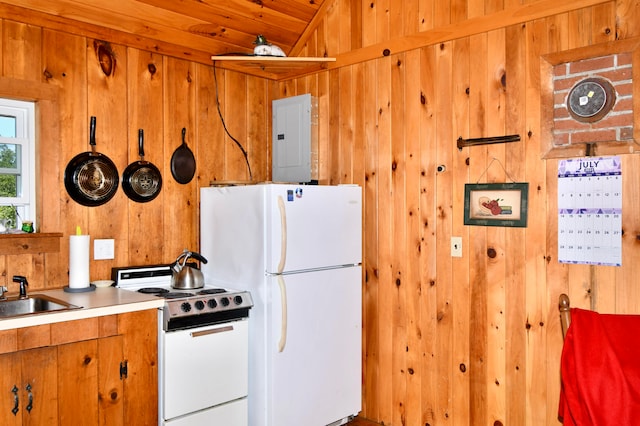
top-left (0, 99), bottom-right (35, 231)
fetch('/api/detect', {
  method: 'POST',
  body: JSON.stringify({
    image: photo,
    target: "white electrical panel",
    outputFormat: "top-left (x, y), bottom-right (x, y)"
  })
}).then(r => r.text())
top-left (272, 93), bottom-right (316, 183)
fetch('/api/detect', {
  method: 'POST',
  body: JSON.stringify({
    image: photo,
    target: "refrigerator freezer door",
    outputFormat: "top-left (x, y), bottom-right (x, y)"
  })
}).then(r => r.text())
top-left (265, 266), bottom-right (362, 426)
top-left (265, 184), bottom-right (362, 274)
top-left (201, 184), bottom-right (362, 284)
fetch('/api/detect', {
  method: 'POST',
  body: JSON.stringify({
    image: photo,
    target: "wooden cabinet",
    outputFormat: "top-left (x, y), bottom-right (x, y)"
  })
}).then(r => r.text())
top-left (0, 309), bottom-right (157, 425)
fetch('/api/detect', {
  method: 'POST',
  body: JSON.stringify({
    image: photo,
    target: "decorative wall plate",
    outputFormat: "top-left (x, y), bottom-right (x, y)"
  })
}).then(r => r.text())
top-left (566, 77), bottom-right (616, 123)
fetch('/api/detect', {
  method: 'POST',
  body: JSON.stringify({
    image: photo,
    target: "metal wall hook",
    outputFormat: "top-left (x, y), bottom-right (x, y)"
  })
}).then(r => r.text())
top-left (585, 143), bottom-right (595, 157)
top-left (457, 134), bottom-right (521, 150)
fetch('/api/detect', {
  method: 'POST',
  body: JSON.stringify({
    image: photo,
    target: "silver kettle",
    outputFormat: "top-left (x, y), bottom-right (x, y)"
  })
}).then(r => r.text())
top-left (171, 249), bottom-right (208, 289)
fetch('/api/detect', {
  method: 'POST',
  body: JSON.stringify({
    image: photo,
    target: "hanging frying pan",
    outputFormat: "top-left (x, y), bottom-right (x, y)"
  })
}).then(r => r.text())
top-left (170, 127), bottom-right (196, 184)
top-left (122, 129), bottom-right (162, 203)
top-left (64, 116), bottom-right (119, 207)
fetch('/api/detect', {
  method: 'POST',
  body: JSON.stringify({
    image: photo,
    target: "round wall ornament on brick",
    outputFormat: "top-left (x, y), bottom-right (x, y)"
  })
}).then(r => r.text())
top-left (566, 77), bottom-right (616, 123)
top-left (540, 37), bottom-right (640, 159)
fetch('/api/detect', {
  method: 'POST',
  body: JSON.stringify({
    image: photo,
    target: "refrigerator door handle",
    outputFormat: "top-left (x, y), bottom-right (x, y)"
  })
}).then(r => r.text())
top-left (276, 195), bottom-right (287, 273)
top-left (276, 195), bottom-right (288, 352)
top-left (277, 275), bottom-right (287, 352)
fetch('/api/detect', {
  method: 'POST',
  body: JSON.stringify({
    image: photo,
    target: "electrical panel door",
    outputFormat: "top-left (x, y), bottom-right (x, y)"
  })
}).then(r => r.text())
top-left (272, 94), bottom-right (312, 183)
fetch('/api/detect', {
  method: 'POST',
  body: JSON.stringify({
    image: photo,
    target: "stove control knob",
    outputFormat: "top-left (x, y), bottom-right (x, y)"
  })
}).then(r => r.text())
top-left (220, 297), bottom-right (230, 307)
top-left (207, 299), bottom-right (218, 309)
top-left (195, 300), bottom-right (205, 310)
top-left (234, 295), bottom-right (243, 305)
top-left (181, 302), bottom-right (191, 313)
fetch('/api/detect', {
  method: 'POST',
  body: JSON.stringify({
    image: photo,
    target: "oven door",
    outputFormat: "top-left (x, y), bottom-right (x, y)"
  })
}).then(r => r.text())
top-left (160, 319), bottom-right (249, 422)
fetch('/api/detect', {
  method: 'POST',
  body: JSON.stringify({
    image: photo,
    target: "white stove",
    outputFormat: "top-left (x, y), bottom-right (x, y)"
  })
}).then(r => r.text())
top-left (112, 264), bottom-right (253, 330)
top-left (112, 264), bottom-right (252, 426)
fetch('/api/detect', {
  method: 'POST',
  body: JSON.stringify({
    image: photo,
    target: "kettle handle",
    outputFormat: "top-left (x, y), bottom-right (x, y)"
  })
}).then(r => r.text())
top-left (187, 251), bottom-right (208, 265)
top-left (173, 250), bottom-right (189, 272)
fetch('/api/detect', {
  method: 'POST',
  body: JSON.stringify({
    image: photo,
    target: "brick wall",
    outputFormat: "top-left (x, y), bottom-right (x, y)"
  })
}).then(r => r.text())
top-left (552, 53), bottom-right (633, 146)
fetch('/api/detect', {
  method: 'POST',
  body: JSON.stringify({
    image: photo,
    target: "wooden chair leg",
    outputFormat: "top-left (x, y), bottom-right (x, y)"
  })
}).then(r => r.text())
top-left (559, 293), bottom-right (571, 339)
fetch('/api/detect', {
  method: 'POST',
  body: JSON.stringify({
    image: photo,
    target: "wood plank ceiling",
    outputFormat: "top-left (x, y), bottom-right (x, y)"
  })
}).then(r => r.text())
top-left (0, 0), bottom-right (331, 79)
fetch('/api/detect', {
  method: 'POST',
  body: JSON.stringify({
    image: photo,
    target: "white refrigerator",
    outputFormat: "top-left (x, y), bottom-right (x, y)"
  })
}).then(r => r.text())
top-left (200, 183), bottom-right (362, 426)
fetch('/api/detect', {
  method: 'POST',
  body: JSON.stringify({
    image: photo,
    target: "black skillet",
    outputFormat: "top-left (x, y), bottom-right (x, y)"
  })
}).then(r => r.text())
top-left (64, 116), bottom-right (119, 207)
top-left (170, 127), bottom-right (196, 184)
top-left (122, 129), bottom-right (162, 202)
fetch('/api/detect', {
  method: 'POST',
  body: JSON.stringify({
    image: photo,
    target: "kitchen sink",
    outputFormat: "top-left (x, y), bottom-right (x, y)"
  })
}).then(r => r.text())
top-left (0, 295), bottom-right (80, 318)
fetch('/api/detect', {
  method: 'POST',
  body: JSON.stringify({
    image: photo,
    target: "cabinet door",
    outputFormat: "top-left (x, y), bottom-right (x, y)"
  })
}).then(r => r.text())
top-left (57, 339), bottom-right (98, 425)
top-left (57, 336), bottom-right (125, 426)
top-left (119, 309), bottom-right (158, 425)
top-left (0, 347), bottom-right (58, 426)
top-left (0, 352), bottom-right (22, 426)
top-left (97, 335), bottom-right (124, 426)
top-left (21, 347), bottom-right (58, 426)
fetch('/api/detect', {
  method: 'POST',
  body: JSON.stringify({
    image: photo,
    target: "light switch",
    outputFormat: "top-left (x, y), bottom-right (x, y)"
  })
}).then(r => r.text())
top-left (94, 239), bottom-right (115, 260)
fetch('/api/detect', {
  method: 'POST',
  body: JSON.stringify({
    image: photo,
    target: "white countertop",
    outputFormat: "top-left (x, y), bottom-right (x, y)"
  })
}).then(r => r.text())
top-left (0, 287), bottom-right (164, 331)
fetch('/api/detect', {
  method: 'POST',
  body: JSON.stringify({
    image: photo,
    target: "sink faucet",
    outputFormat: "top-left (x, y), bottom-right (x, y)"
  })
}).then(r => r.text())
top-left (13, 276), bottom-right (28, 299)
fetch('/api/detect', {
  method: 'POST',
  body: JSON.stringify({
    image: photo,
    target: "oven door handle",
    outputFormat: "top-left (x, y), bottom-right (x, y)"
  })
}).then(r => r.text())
top-left (276, 195), bottom-right (287, 274)
top-left (190, 325), bottom-right (234, 337)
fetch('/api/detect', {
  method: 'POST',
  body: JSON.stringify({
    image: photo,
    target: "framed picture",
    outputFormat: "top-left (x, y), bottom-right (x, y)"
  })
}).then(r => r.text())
top-left (464, 183), bottom-right (529, 227)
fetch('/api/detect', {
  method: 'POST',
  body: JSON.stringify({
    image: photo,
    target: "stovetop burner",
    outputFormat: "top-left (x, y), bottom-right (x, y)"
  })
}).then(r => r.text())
top-left (137, 287), bottom-right (227, 298)
top-left (164, 292), bottom-right (196, 299)
top-left (138, 287), bottom-right (170, 295)
top-left (197, 288), bottom-right (226, 295)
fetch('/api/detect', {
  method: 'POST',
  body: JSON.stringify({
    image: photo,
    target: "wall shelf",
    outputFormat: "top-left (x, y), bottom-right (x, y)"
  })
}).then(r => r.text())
top-left (0, 233), bottom-right (63, 255)
top-left (210, 56), bottom-right (336, 81)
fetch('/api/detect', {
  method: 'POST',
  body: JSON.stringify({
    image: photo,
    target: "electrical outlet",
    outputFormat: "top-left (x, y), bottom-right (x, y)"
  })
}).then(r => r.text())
top-left (94, 239), bottom-right (115, 260)
top-left (451, 236), bottom-right (462, 257)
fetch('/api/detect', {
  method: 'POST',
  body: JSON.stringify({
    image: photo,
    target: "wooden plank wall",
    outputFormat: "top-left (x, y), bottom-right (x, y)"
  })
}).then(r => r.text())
top-left (0, 19), bottom-right (273, 292)
top-left (280, 0), bottom-right (640, 425)
top-left (0, 1), bottom-right (639, 426)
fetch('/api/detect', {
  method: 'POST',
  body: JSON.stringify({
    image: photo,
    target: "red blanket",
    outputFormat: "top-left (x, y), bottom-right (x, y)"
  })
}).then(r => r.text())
top-left (559, 307), bottom-right (640, 425)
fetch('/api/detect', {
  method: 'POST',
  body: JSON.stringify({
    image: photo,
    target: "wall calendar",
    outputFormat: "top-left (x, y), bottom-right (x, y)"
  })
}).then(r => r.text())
top-left (558, 156), bottom-right (622, 267)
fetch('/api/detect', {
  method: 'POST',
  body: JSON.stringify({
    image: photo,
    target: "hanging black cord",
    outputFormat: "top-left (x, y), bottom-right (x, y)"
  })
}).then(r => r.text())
top-left (212, 60), bottom-right (253, 181)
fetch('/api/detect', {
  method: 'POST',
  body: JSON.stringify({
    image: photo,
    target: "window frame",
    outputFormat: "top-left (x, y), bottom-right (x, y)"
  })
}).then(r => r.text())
top-left (0, 98), bottom-right (36, 228)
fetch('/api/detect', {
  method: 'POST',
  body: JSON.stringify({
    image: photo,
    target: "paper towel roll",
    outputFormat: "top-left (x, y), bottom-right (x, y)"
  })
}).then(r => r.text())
top-left (69, 235), bottom-right (90, 289)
